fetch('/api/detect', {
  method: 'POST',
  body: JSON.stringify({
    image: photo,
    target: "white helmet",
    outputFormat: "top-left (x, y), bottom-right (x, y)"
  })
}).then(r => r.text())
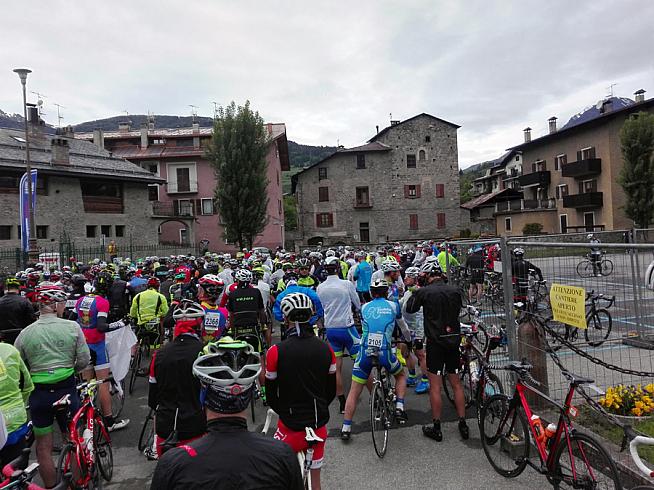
top-left (234, 269), bottom-right (253, 283)
top-left (381, 260), bottom-right (401, 273)
top-left (280, 292), bottom-right (314, 322)
top-left (173, 300), bottom-right (206, 321)
top-left (404, 266), bottom-right (421, 278)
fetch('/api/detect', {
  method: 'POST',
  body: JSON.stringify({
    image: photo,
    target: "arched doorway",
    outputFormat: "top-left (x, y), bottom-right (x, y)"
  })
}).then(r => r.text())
top-left (155, 218), bottom-right (195, 246)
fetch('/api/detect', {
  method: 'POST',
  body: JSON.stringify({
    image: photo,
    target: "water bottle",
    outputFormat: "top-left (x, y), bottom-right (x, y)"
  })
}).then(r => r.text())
top-left (544, 423), bottom-right (557, 448)
top-left (82, 427), bottom-right (94, 458)
top-left (470, 359), bottom-right (479, 383)
top-left (531, 415), bottom-right (545, 444)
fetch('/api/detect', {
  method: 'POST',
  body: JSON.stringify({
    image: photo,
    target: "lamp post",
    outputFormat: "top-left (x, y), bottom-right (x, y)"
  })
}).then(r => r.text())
top-left (13, 68), bottom-right (38, 265)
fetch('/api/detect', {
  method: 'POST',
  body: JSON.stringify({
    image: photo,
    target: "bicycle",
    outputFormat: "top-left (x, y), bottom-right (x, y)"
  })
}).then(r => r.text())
top-left (479, 360), bottom-right (621, 488)
top-left (483, 271), bottom-right (504, 314)
top-left (443, 320), bottom-right (505, 421)
top-left (109, 377), bottom-right (125, 419)
top-left (138, 408), bottom-right (156, 454)
top-left (1, 448), bottom-right (71, 490)
top-left (621, 426), bottom-right (654, 489)
top-left (577, 252), bottom-right (614, 278)
top-left (128, 320), bottom-right (160, 395)
top-left (55, 378), bottom-right (114, 489)
top-left (261, 409), bottom-right (324, 490)
top-left (368, 346), bottom-right (397, 459)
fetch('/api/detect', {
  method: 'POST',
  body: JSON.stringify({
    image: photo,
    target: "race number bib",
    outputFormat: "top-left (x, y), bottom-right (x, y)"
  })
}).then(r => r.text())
top-left (367, 332), bottom-right (384, 348)
top-left (204, 312), bottom-right (221, 329)
top-left (65, 299), bottom-right (77, 308)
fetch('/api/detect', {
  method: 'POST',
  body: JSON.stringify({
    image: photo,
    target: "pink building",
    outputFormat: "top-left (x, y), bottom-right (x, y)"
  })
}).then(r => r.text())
top-left (76, 121), bottom-right (289, 251)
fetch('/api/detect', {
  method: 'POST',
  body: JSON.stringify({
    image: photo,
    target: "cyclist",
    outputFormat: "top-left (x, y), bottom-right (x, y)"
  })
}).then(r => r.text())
top-left (0, 338), bottom-right (33, 466)
top-left (588, 233), bottom-right (603, 276)
top-left (273, 274), bottom-right (324, 335)
top-left (14, 284), bottom-right (90, 488)
top-left (266, 293), bottom-right (336, 490)
top-left (152, 338), bottom-right (302, 490)
top-left (341, 279), bottom-right (411, 441)
top-left (75, 270), bottom-right (130, 432)
top-left (372, 259), bottom-right (405, 301)
top-left (108, 267), bottom-right (130, 322)
top-left (0, 277), bottom-right (37, 344)
top-left (465, 244), bottom-right (485, 303)
top-left (296, 258), bottom-right (320, 289)
top-left (130, 276), bottom-right (170, 347)
top-left (436, 243), bottom-right (459, 273)
top-left (406, 261), bottom-right (468, 442)
top-left (316, 257), bottom-right (361, 413)
top-left (197, 275), bottom-right (228, 340)
top-left (62, 274), bottom-right (87, 321)
top-left (511, 247), bottom-right (543, 303)
top-left (148, 300), bottom-right (206, 459)
top-left (400, 266), bottom-right (428, 392)
top-left (352, 251), bottom-right (372, 303)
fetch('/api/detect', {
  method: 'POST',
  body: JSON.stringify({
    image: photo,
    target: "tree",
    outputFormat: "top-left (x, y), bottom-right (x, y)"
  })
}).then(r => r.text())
top-left (460, 173), bottom-right (474, 204)
top-left (522, 223), bottom-right (543, 235)
top-left (619, 112), bottom-right (654, 228)
top-left (207, 101), bottom-right (269, 249)
top-left (283, 195), bottom-right (298, 231)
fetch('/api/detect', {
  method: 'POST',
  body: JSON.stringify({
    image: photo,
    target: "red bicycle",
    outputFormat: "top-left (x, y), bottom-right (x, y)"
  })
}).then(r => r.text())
top-left (1, 448), bottom-right (71, 489)
top-left (54, 378), bottom-right (114, 489)
top-left (479, 361), bottom-right (621, 489)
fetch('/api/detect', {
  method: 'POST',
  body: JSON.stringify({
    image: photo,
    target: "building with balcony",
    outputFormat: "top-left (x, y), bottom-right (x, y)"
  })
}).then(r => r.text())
top-left (496, 90), bottom-right (654, 236)
top-left (76, 119), bottom-right (289, 249)
top-left (471, 150), bottom-right (522, 196)
top-left (292, 113), bottom-right (467, 246)
top-left (0, 122), bottom-right (161, 250)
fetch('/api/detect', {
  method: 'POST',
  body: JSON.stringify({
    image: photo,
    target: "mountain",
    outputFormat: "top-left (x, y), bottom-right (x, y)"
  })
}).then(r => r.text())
top-left (73, 114), bottom-right (214, 132)
top-left (561, 96), bottom-right (634, 130)
top-left (287, 140), bottom-right (337, 168)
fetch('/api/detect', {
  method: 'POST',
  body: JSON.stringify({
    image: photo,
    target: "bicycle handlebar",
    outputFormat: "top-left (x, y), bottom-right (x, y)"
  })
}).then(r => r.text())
top-left (630, 435), bottom-right (654, 478)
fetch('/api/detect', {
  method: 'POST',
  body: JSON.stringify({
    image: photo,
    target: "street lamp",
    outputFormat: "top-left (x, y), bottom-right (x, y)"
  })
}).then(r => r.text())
top-left (13, 68), bottom-right (38, 265)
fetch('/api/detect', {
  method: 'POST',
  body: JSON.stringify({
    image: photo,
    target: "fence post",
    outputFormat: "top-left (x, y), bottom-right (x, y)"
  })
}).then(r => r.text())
top-left (445, 241), bottom-right (451, 283)
top-left (629, 229), bottom-right (645, 338)
top-left (500, 237), bottom-right (518, 360)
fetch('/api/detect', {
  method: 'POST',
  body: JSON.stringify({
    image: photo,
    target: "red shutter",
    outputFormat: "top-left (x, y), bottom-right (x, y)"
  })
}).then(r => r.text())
top-left (437, 213), bottom-right (446, 229)
top-left (404, 185), bottom-right (409, 198)
top-left (416, 184), bottom-right (421, 198)
top-left (328, 213), bottom-right (334, 227)
top-left (409, 214), bottom-right (418, 230)
top-left (436, 184), bottom-right (444, 198)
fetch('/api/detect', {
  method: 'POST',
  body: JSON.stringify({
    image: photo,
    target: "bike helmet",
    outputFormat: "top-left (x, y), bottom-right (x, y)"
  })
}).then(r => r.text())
top-left (513, 247), bottom-right (525, 257)
top-left (370, 279), bottom-right (389, 296)
top-left (420, 261), bottom-right (442, 276)
top-left (173, 299), bottom-right (206, 321)
top-left (324, 256), bottom-right (340, 271)
top-left (71, 274), bottom-right (87, 288)
top-left (4, 277), bottom-right (21, 289)
top-left (587, 234), bottom-right (594, 240)
top-left (147, 277), bottom-right (161, 289)
top-left (404, 266), bottom-right (421, 278)
top-left (280, 292), bottom-right (314, 323)
top-left (35, 284), bottom-right (68, 304)
top-left (296, 258), bottom-right (311, 268)
top-left (93, 270), bottom-right (114, 295)
top-left (193, 337), bottom-right (261, 414)
top-left (199, 274), bottom-right (225, 298)
top-left (234, 268), bottom-right (253, 284)
top-left (381, 260), bottom-right (401, 273)
top-left (325, 249), bottom-right (336, 257)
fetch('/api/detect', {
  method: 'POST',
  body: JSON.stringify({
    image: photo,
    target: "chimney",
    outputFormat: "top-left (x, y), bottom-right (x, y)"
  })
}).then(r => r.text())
top-left (390, 120), bottom-right (400, 126)
top-left (599, 99), bottom-right (612, 114)
top-left (192, 122), bottom-right (200, 133)
top-left (548, 117), bottom-right (557, 134)
top-left (148, 114), bottom-right (156, 130)
top-left (92, 129), bottom-right (105, 150)
top-left (634, 89), bottom-right (646, 103)
top-left (376, 125), bottom-right (379, 134)
top-left (61, 125), bottom-right (74, 138)
top-left (523, 127), bottom-right (532, 143)
top-left (26, 103), bottom-right (46, 144)
top-left (50, 138), bottom-right (70, 165)
top-left (140, 123), bottom-right (148, 149)
top-left (118, 120), bottom-right (131, 132)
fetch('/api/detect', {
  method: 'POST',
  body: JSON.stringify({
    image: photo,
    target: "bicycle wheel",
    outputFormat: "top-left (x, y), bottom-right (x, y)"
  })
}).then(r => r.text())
top-left (128, 345), bottom-right (142, 395)
top-left (110, 379), bottom-right (125, 419)
top-left (138, 409), bottom-right (155, 452)
top-left (479, 394), bottom-right (530, 478)
top-left (552, 431), bottom-right (621, 489)
top-left (370, 381), bottom-right (388, 458)
top-left (444, 367), bottom-right (475, 409)
top-left (585, 309), bottom-right (612, 347)
top-left (576, 260), bottom-right (593, 278)
top-left (476, 371), bottom-right (504, 414)
top-left (95, 421), bottom-right (113, 481)
top-left (600, 259), bottom-right (613, 277)
top-left (56, 443), bottom-right (85, 486)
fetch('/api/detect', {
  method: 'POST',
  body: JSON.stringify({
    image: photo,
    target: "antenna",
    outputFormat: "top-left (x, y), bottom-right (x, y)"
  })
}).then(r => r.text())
top-left (212, 101), bottom-right (220, 119)
top-left (189, 105), bottom-right (198, 122)
top-left (123, 110), bottom-right (129, 118)
top-left (53, 103), bottom-right (65, 128)
top-left (606, 83), bottom-right (617, 97)
top-left (389, 113), bottom-right (392, 123)
top-left (31, 91), bottom-right (47, 116)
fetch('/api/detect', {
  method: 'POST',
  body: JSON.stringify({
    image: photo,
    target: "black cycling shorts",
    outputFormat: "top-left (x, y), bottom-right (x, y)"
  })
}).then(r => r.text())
top-left (29, 377), bottom-right (80, 435)
top-left (412, 338), bottom-right (424, 351)
top-left (426, 341), bottom-right (461, 375)
top-left (233, 326), bottom-right (265, 353)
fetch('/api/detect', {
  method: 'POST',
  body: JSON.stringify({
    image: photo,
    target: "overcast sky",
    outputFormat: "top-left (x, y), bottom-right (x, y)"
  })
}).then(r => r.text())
top-left (1, 0), bottom-right (653, 168)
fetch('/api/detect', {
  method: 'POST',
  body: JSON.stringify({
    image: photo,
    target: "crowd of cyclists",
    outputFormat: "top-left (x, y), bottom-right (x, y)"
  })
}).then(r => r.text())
top-left (0, 234), bottom-right (613, 489)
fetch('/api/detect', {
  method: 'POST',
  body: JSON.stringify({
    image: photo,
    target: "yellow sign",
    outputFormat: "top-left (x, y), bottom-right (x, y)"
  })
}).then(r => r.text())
top-left (550, 283), bottom-right (587, 329)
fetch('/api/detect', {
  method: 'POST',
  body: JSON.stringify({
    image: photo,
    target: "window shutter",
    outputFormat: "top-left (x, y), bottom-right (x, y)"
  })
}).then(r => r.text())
top-left (316, 214), bottom-right (320, 227)
top-left (194, 199), bottom-right (202, 215)
top-left (173, 200), bottom-right (180, 216)
top-left (404, 185), bottom-right (409, 198)
top-left (437, 213), bottom-right (446, 229)
top-left (328, 213), bottom-right (334, 227)
top-left (436, 184), bottom-right (444, 198)
top-left (416, 184), bottom-right (421, 198)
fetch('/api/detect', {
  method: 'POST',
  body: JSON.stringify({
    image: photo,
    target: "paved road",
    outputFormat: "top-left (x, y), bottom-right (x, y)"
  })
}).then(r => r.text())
top-left (106, 355), bottom-right (542, 490)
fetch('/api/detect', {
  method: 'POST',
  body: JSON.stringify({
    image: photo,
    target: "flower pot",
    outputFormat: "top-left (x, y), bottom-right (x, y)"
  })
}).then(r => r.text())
top-left (610, 414), bottom-right (652, 424)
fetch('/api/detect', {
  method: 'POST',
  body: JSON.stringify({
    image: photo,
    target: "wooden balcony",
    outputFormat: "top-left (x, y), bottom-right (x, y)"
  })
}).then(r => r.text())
top-left (561, 158), bottom-right (601, 179)
top-left (518, 170), bottom-right (550, 188)
top-left (563, 192), bottom-right (603, 209)
top-left (83, 196), bottom-right (124, 214)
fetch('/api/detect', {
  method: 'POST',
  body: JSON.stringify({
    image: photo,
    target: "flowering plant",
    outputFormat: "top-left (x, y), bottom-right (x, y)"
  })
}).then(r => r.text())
top-left (599, 384), bottom-right (654, 417)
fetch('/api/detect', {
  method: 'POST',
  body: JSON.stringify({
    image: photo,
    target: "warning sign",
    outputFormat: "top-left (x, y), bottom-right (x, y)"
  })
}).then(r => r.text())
top-left (550, 283), bottom-right (587, 329)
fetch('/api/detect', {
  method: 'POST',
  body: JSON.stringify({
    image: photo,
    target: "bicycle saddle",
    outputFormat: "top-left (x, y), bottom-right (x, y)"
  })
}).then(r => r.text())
top-left (52, 393), bottom-right (71, 409)
top-left (561, 370), bottom-right (594, 386)
top-left (304, 427), bottom-right (324, 443)
top-left (506, 360), bottom-right (533, 372)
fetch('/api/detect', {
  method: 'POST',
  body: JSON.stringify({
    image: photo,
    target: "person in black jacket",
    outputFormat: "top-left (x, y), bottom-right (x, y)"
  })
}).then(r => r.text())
top-left (406, 261), bottom-right (468, 442)
top-left (511, 247), bottom-right (543, 301)
top-left (152, 337), bottom-right (302, 490)
top-left (147, 300), bottom-right (206, 460)
top-left (0, 277), bottom-right (37, 343)
top-left (265, 292), bottom-right (336, 490)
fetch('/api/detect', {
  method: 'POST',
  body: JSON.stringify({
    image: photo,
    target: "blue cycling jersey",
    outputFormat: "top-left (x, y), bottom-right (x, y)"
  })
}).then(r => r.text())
top-left (360, 297), bottom-right (401, 351)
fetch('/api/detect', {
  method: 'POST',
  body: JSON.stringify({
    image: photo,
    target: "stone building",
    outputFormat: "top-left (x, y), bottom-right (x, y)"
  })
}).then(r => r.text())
top-left (292, 113), bottom-right (466, 246)
top-left (0, 120), bottom-right (161, 252)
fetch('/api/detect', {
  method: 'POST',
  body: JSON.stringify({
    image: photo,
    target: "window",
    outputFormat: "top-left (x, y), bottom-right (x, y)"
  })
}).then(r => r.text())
top-left (515, 155), bottom-right (520, 161)
top-left (318, 168), bottom-right (327, 180)
top-left (101, 225), bottom-right (111, 237)
top-left (556, 184), bottom-right (569, 199)
top-left (143, 162), bottom-right (159, 175)
top-left (0, 226), bottom-right (11, 240)
top-left (404, 184), bottom-right (421, 198)
top-left (505, 217), bottom-right (512, 232)
top-left (167, 163), bottom-right (198, 193)
top-left (115, 225), bottom-right (125, 237)
top-left (580, 179), bottom-right (597, 193)
top-left (0, 173), bottom-right (47, 195)
top-left (318, 186), bottom-right (329, 202)
top-left (578, 147), bottom-right (596, 160)
top-left (316, 213), bottom-right (333, 228)
top-left (418, 150), bottom-right (426, 161)
top-left (435, 183), bottom-right (445, 198)
top-left (406, 154), bottom-right (416, 168)
top-left (36, 226), bottom-right (48, 239)
top-left (176, 167), bottom-right (191, 192)
top-left (175, 138), bottom-right (193, 147)
top-left (534, 159), bottom-right (546, 171)
top-left (355, 186), bottom-right (370, 206)
top-left (86, 225), bottom-right (97, 238)
top-left (80, 181), bottom-right (122, 197)
top-left (180, 228), bottom-right (189, 245)
top-left (409, 214), bottom-right (418, 230)
top-left (356, 154), bottom-right (366, 169)
top-left (175, 199), bottom-right (193, 216)
top-left (425, 135), bottom-right (431, 143)
top-left (559, 214), bottom-right (568, 233)
top-left (201, 198), bottom-right (214, 215)
top-left (148, 185), bottom-right (159, 201)
top-left (437, 213), bottom-right (446, 229)
top-left (584, 212), bottom-right (595, 232)
top-left (554, 154), bottom-right (567, 171)
top-left (359, 222), bottom-right (370, 243)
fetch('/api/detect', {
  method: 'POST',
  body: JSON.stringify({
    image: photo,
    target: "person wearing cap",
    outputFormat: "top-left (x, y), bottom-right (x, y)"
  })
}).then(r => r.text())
top-left (436, 243), bottom-right (459, 273)
top-left (147, 300), bottom-right (206, 460)
top-left (14, 285), bottom-right (90, 488)
top-left (406, 261), bottom-right (468, 442)
top-left (0, 277), bottom-right (37, 344)
top-left (151, 338), bottom-right (302, 490)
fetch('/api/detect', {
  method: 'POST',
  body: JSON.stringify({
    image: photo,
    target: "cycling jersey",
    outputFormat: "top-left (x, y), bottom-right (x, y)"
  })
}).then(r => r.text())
top-left (437, 250), bottom-right (459, 272)
top-left (226, 287), bottom-right (263, 328)
top-left (200, 301), bottom-right (228, 339)
top-left (352, 260), bottom-right (372, 293)
top-left (273, 285), bottom-right (323, 325)
top-left (75, 294), bottom-right (110, 344)
top-left (297, 275), bottom-right (320, 289)
top-left (0, 343), bottom-right (33, 437)
top-left (406, 281), bottom-right (462, 348)
top-left (130, 289), bottom-right (169, 326)
top-left (400, 288), bottom-right (424, 340)
top-left (63, 290), bottom-right (84, 321)
top-left (316, 275), bottom-right (360, 328)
